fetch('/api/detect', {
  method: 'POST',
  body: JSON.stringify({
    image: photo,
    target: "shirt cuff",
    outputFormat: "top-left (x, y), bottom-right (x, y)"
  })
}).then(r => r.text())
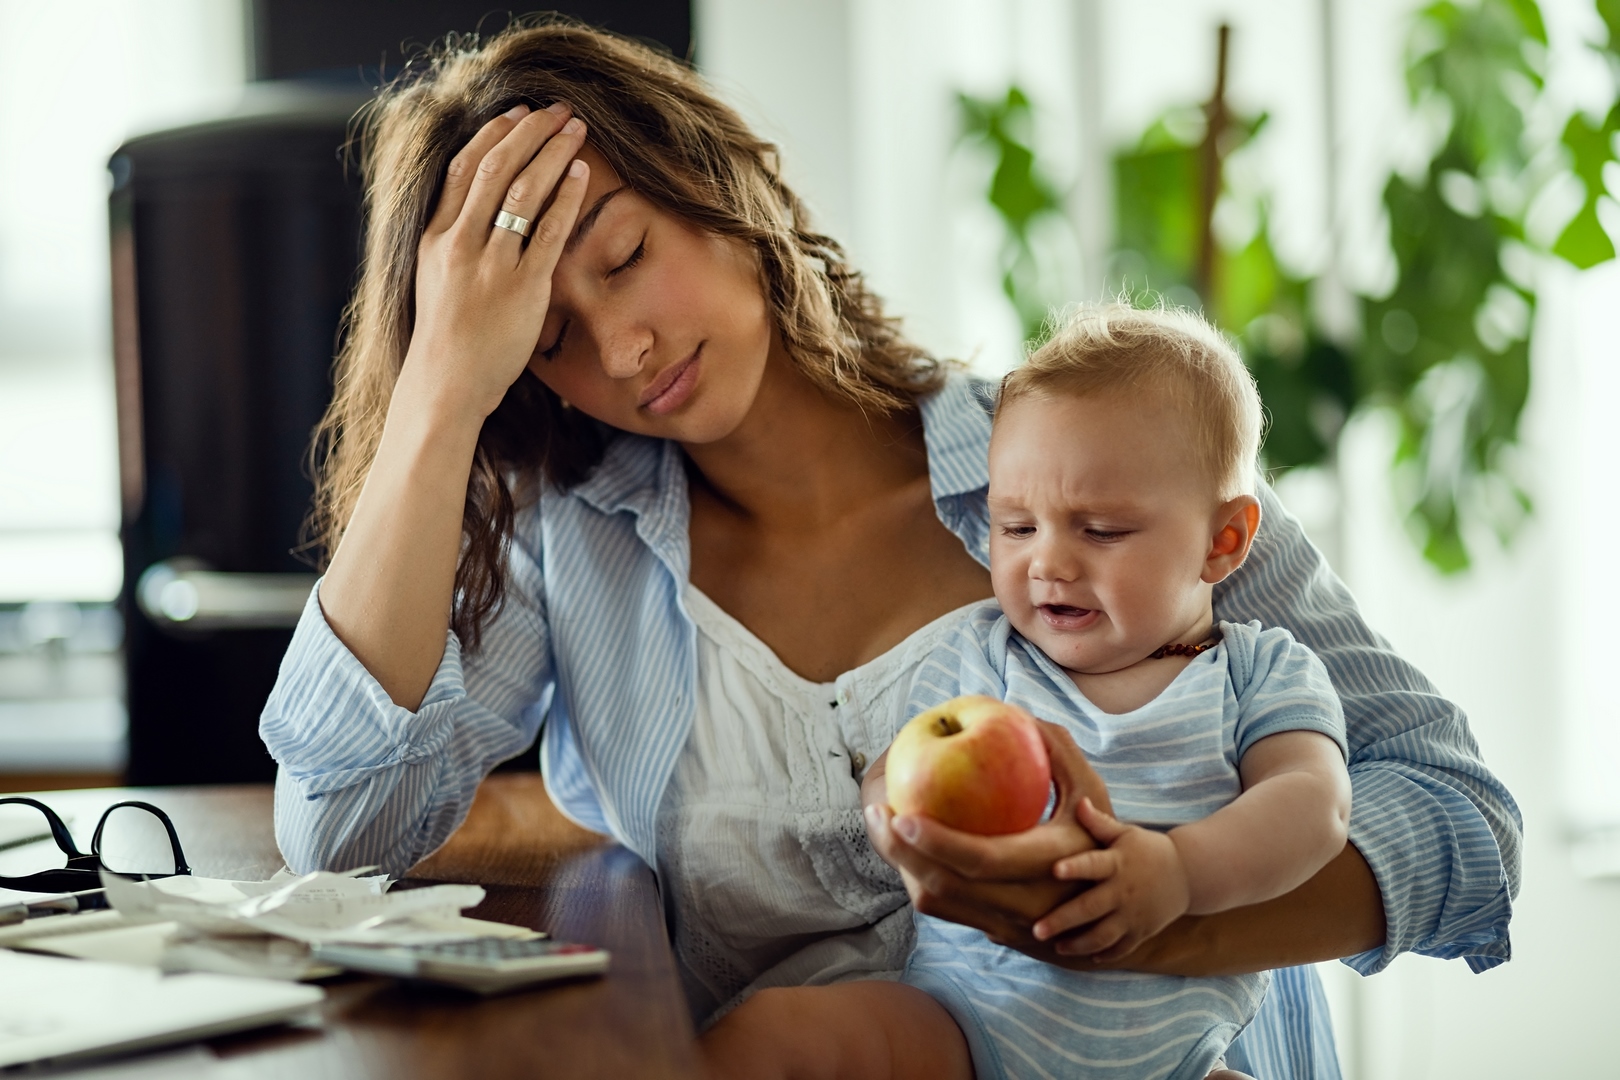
top-left (260, 578), bottom-right (469, 796)
top-left (1343, 764), bottom-right (1514, 975)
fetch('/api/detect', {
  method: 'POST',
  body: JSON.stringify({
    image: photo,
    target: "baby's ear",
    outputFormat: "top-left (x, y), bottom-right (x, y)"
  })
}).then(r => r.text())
top-left (1202, 495), bottom-right (1261, 584)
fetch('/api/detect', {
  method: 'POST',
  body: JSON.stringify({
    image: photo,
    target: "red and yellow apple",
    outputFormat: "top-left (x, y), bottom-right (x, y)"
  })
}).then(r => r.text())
top-left (886, 695), bottom-right (1052, 835)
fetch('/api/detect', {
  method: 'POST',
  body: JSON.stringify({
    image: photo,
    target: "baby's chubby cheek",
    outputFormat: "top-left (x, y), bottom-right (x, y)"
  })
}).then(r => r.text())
top-left (989, 561), bottom-right (1033, 619)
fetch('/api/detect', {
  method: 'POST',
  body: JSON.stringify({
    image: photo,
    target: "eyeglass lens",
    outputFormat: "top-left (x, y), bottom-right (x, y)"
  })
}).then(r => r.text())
top-left (95, 805), bottom-right (178, 876)
top-left (0, 803), bottom-right (70, 874)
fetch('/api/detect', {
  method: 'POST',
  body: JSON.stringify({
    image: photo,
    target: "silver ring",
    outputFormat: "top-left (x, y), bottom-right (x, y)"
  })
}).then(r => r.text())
top-left (493, 210), bottom-right (532, 237)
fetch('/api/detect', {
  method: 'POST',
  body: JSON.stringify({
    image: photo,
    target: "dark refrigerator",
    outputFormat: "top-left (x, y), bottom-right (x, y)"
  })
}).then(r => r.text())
top-left (111, 88), bottom-right (364, 784)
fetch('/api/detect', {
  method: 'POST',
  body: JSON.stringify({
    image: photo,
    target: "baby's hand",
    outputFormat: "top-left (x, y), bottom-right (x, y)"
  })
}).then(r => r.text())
top-left (1031, 798), bottom-right (1189, 961)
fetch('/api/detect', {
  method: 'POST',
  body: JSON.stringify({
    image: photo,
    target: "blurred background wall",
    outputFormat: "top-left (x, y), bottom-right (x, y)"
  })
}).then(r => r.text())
top-left (0, 0), bottom-right (1616, 1075)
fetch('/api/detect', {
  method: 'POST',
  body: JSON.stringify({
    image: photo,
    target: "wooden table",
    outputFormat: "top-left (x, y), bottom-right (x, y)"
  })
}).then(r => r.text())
top-left (0, 777), bottom-right (701, 1078)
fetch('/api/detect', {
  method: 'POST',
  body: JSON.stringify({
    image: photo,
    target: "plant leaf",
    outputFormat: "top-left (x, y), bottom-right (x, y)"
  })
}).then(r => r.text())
top-left (1598, 0), bottom-right (1620, 48)
top-left (1553, 106), bottom-right (1620, 268)
top-left (1554, 201), bottom-right (1617, 268)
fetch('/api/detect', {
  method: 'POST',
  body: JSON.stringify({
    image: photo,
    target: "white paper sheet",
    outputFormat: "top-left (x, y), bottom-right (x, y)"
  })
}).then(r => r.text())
top-left (7, 1044), bottom-right (257, 1079)
top-left (0, 951), bottom-right (323, 1069)
top-left (100, 870), bottom-right (535, 946)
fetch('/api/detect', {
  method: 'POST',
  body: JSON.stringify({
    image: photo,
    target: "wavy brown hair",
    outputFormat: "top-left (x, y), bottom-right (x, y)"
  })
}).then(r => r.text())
top-left (309, 16), bottom-right (946, 649)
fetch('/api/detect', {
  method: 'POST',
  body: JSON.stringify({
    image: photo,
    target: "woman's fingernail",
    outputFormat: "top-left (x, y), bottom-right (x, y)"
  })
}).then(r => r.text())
top-left (547, 100), bottom-right (572, 114)
top-left (863, 805), bottom-right (880, 829)
top-left (893, 816), bottom-right (920, 843)
top-left (569, 159), bottom-right (587, 178)
top-left (1033, 923), bottom-right (1049, 941)
top-left (562, 118), bottom-right (583, 135)
top-left (504, 104), bottom-right (528, 119)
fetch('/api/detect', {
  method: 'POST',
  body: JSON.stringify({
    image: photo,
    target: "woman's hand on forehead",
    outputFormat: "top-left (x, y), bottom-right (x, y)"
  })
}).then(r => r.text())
top-left (403, 103), bottom-right (592, 422)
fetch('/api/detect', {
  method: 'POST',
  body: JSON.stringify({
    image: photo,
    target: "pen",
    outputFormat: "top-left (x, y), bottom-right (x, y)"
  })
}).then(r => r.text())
top-left (0, 888), bottom-right (107, 927)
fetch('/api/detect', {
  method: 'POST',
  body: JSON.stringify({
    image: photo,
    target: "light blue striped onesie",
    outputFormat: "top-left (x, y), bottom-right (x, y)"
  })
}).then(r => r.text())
top-left (901, 608), bottom-right (1347, 1080)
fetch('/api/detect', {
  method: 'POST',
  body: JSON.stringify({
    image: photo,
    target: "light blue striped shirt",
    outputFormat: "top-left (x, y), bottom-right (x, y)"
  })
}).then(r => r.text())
top-left (261, 374), bottom-right (1520, 1079)
top-left (901, 613), bottom-right (1344, 1080)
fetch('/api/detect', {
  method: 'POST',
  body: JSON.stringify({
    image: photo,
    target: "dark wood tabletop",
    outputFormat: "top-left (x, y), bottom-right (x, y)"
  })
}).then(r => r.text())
top-left (0, 777), bottom-right (701, 1079)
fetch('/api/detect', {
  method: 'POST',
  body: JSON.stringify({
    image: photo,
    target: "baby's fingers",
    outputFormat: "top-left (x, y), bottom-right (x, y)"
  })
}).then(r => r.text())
top-left (1055, 913), bottom-right (1129, 958)
top-left (1089, 931), bottom-right (1146, 964)
top-left (1054, 848), bottom-right (1115, 882)
top-left (1032, 882), bottom-right (1116, 941)
top-left (1075, 797), bottom-right (1130, 844)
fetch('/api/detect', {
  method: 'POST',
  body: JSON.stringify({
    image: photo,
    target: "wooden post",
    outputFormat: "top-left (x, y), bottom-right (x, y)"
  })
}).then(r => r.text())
top-left (1195, 23), bottom-right (1232, 308)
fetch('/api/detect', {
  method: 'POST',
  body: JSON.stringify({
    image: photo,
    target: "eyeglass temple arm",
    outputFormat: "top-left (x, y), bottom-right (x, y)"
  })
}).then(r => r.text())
top-left (0, 796), bottom-right (86, 858)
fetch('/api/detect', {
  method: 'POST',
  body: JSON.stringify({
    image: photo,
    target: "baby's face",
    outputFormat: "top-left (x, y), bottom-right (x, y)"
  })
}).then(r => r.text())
top-left (988, 391), bottom-right (1225, 676)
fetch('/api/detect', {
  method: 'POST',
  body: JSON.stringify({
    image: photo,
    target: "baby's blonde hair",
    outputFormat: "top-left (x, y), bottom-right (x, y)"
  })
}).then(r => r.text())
top-left (998, 302), bottom-right (1263, 500)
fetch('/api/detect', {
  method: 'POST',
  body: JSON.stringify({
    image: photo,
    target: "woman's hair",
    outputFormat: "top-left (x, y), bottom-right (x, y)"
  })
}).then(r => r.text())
top-left (309, 16), bottom-right (945, 648)
top-left (999, 302), bottom-right (1263, 500)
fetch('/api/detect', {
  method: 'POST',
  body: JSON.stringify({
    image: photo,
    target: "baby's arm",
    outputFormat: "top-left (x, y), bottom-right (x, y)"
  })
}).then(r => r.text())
top-left (1033, 730), bottom-right (1350, 960)
top-left (1169, 730), bottom-right (1351, 912)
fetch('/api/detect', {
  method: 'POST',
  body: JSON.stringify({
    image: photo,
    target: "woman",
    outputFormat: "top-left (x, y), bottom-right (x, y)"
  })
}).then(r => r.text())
top-left (261, 19), bottom-right (1520, 1079)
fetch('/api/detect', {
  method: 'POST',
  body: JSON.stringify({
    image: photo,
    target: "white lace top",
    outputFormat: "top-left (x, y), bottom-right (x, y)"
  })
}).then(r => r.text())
top-left (656, 585), bottom-right (989, 1026)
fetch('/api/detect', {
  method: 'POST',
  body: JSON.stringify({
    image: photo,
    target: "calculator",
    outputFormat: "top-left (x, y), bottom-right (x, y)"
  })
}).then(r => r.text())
top-left (311, 937), bottom-right (610, 995)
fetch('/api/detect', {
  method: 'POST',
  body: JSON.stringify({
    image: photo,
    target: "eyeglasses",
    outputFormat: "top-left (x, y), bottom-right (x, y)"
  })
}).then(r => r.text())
top-left (0, 797), bottom-right (191, 895)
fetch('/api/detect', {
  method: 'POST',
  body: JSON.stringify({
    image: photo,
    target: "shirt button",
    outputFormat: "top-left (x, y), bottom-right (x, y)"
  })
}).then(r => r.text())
top-left (851, 751), bottom-right (868, 776)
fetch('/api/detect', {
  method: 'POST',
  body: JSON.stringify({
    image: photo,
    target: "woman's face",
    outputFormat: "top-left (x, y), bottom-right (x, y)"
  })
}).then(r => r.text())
top-left (525, 144), bottom-right (774, 444)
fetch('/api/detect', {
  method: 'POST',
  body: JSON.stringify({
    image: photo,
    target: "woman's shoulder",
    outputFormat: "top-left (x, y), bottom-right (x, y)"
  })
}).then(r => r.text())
top-left (919, 370), bottom-right (997, 424)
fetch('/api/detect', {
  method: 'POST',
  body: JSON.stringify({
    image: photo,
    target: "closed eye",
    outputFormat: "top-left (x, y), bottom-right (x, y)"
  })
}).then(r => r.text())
top-left (539, 321), bottom-right (568, 362)
top-left (999, 525), bottom-right (1035, 538)
top-left (609, 236), bottom-right (646, 277)
top-left (1086, 529), bottom-right (1130, 542)
top-left (538, 237), bottom-right (645, 360)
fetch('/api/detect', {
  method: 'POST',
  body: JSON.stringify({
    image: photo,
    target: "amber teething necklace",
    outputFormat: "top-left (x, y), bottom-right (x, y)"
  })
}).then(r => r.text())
top-left (1149, 632), bottom-right (1222, 660)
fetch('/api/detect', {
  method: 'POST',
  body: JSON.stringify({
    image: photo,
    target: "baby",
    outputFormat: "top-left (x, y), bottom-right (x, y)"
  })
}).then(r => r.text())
top-left (702, 303), bottom-right (1351, 1080)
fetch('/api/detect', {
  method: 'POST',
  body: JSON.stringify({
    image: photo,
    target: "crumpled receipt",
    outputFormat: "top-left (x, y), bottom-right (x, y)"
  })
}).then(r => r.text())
top-left (99, 869), bottom-right (540, 946)
top-left (11, 871), bottom-right (539, 982)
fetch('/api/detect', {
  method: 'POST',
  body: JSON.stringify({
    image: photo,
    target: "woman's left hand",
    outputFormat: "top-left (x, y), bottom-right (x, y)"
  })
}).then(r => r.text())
top-left (862, 720), bottom-right (1113, 952)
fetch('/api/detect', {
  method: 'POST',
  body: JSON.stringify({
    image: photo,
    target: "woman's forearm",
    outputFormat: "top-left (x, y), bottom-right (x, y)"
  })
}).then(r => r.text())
top-left (318, 105), bottom-right (592, 713)
top-left (320, 367), bottom-right (485, 710)
top-left (1095, 842), bottom-right (1384, 977)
